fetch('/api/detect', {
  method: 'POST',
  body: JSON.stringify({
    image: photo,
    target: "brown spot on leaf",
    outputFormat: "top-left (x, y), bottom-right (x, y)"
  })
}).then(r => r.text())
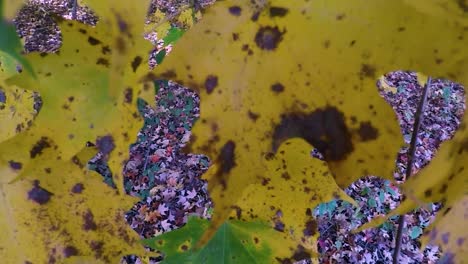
top-left (255, 26), bottom-right (284, 50)
top-left (30, 137), bottom-right (51, 158)
top-left (360, 64), bottom-right (376, 79)
top-left (96, 58), bottom-right (109, 67)
top-left (9, 160), bottom-right (22, 170)
top-left (271, 82), bottom-right (285, 93)
top-left (303, 219), bottom-right (317, 236)
top-left (336, 13), bottom-right (346, 20)
top-left (281, 172), bottom-right (291, 180)
top-left (441, 232), bottom-right (450, 244)
top-left (358, 121), bottom-right (379, 141)
top-left (274, 219), bottom-right (285, 232)
top-left (181, 244), bottom-right (189, 251)
top-left (102, 45), bottom-right (111, 55)
top-left (457, 0), bottom-right (468, 12)
top-left (83, 210), bottom-right (97, 231)
top-left (269, 7), bottom-right (288, 17)
top-left (71, 183), bottom-right (84, 193)
top-left (124, 88), bottom-right (133, 103)
top-left (89, 240), bottom-right (104, 258)
top-left (131, 56), bottom-right (142, 72)
top-left (116, 36), bottom-right (126, 54)
top-left (88, 36), bottom-right (101, 45)
top-left (273, 107), bottom-right (353, 161)
top-left (292, 246), bottom-right (311, 261)
top-left (205, 75), bottom-right (218, 94)
top-left (28, 180), bottom-right (53, 205)
top-left (63, 246), bottom-right (78, 257)
top-left (439, 183), bottom-right (448, 194)
top-left (424, 188), bottom-right (432, 198)
top-left (232, 33), bottom-right (239, 41)
top-left (96, 135), bottom-right (115, 155)
top-left (247, 110), bottom-right (259, 121)
top-left (215, 141), bottom-right (237, 189)
top-left (228, 6), bottom-right (242, 16)
top-left (231, 205), bottom-right (242, 219)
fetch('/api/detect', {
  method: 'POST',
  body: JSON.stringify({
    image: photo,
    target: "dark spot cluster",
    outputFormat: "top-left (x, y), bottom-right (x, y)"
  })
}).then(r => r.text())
top-left (30, 137), bottom-right (51, 158)
top-left (272, 107), bottom-right (354, 161)
top-left (255, 26), bottom-right (285, 50)
top-left (28, 180), bottom-right (53, 205)
top-left (96, 58), bottom-right (110, 67)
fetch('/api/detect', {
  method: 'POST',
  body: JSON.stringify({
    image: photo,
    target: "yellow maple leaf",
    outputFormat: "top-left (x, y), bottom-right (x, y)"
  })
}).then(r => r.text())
top-left (150, 0), bottom-right (467, 260)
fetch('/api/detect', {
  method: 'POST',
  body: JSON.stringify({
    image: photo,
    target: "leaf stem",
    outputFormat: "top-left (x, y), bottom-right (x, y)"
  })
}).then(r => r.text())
top-left (393, 76), bottom-right (432, 264)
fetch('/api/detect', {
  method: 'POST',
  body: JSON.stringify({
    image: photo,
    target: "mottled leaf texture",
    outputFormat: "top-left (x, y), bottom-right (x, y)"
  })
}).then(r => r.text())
top-left (143, 217), bottom-right (298, 264)
top-left (0, 144), bottom-right (145, 263)
top-left (236, 139), bottom-right (355, 261)
top-left (0, 0), bottom-right (156, 262)
top-left (152, 0), bottom-right (467, 255)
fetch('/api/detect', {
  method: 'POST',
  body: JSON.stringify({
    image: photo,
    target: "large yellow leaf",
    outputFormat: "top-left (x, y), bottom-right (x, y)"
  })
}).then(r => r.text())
top-left (1, 0), bottom-right (157, 262)
top-left (236, 138), bottom-right (355, 260)
top-left (151, 0), bottom-right (467, 248)
top-left (0, 144), bottom-right (145, 263)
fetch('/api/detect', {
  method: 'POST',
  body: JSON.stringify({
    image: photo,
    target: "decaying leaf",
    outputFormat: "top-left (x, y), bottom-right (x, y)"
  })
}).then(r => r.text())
top-left (235, 138), bottom-right (355, 260)
top-left (1, 0), bottom-right (157, 262)
top-left (0, 144), bottom-right (145, 263)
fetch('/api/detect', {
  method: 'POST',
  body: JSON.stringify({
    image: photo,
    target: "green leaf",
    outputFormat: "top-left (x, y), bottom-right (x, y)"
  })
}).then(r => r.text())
top-left (143, 217), bottom-right (301, 264)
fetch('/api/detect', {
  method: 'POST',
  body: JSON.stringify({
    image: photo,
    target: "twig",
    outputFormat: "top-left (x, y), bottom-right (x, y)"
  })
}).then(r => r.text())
top-left (392, 76), bottom-right (432, 264)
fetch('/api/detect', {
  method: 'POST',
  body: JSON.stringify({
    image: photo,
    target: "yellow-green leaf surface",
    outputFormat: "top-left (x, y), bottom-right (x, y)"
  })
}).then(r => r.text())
top-left (0, 84), bottom-right (35, 142)
top-left (1, 0), bottom-right (157, 262)
top-left (152, 0), bottom-right (467, 247)
top-left (2, 0), bottom-right (24, 20)
top-left (236, 139), bottom-right (355, 259)
top-left (75, 0), bottom-right (154, 195)
top-left (0, 144), bottom-right (145, 263)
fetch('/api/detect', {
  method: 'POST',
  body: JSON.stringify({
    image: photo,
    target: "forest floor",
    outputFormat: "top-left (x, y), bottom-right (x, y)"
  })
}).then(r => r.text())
top-left (8, 1), bottom-right (466, 263)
